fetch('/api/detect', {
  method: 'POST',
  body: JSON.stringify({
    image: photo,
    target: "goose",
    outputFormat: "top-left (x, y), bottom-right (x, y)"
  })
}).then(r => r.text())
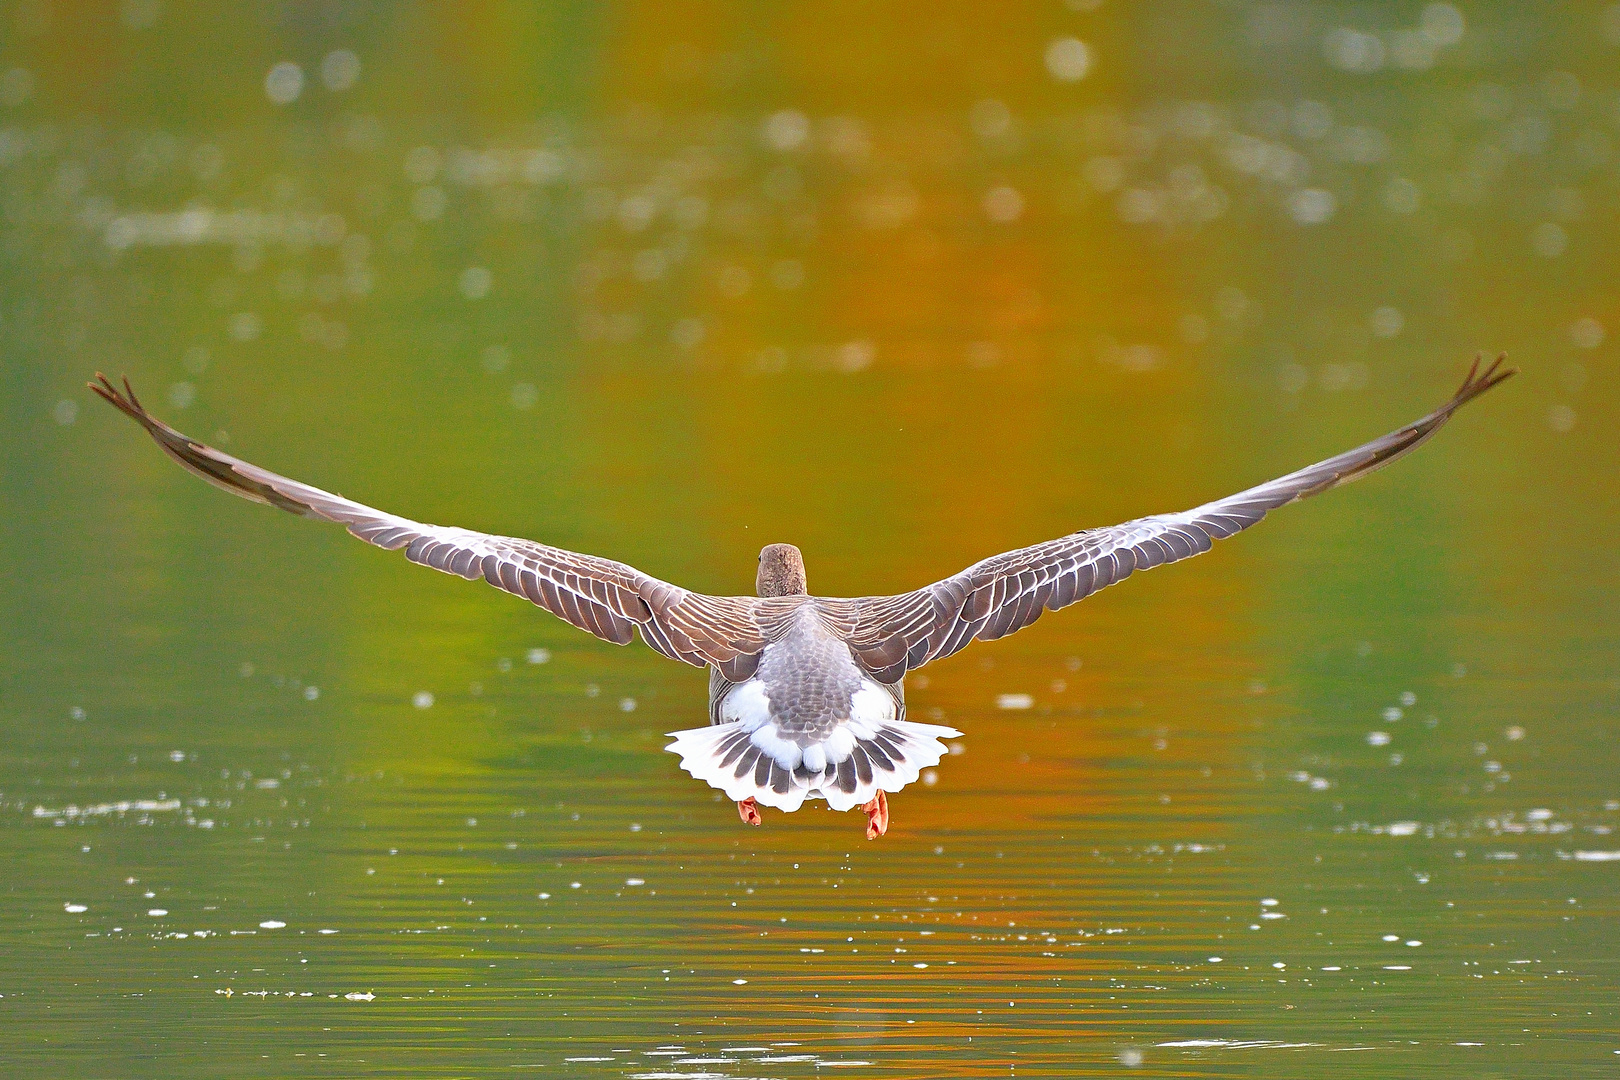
top-left (91, 356), bottom-right (1513, 839)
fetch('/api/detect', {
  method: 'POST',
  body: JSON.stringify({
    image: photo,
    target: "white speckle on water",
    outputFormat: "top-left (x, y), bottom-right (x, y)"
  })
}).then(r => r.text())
top-left (626, 878), bottom-right (645, 887)
top-left (538, 893), bottom-right (551, 900)
top-left (1572, 851), bottom-right (1620, 862)
top-left (344, 991), bottom-right (375, 1001)
top-left (1383, 965), bottom-right (1412, 971)
top-left (1208, 956), bottom-right (1222, 962)
top-left (1406, 940), bottom-right (1423, 947)
top-left (1118, 1047), bottom-right (1144, 1067)
top-left (148, 909), bottom-right (167, 917)
top-left (412, 691), bottom-right (434, 709)
top-left (1399, 691), bottom-right (1416, 706)
top-left (526, 648), bottom-right (550, 664)
top-left (1383, 934), bottom-right (1401, 942)
top-left (64, 903), bottom-right (87, 913)
top-left (1272, 962), bottom-right (1286, 969)
top-left (1367, 731), bottom-right (1392, 746)
top-left (570, 882), bottom-right (581, 889)
top-left (732, 978), bottom-right (748, 985)
top-left (619, 697), bottom-right (637, 712)
top-left (259, 920), bottom-right (285, 929)
top-left (1526, 808), bottom-right (1554, 822)
top-left (1321, 966), bottom-right (1341, 971)
top-left (1386, 821), bottom-right (1420, 836)
top-left (996, 694), bottom-right (1034, 710)
top-left (303, 685), bottom-right (319, 701)
top-left (318, 929), bottom-right (339, 934)
top-left (1260, 898), bottom-right (1279, 907)
top-left (1383, 707), bottom-right (1403, 722)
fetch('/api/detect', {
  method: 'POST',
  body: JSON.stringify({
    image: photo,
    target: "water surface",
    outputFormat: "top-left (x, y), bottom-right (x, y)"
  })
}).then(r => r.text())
top-left (2, 3), bottom-right (1617, 1076)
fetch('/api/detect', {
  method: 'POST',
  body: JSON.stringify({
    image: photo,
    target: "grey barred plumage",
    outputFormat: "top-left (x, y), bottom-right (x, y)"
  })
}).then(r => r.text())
top-left (90, 355), bottom-right (1514, 837)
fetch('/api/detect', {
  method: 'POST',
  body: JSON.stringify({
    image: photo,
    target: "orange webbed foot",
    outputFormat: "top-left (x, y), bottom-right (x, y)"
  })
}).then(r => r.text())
top-left (737, 797), bottom-right (761, 826)
top-left (861, 789), bottom-right (889, 840)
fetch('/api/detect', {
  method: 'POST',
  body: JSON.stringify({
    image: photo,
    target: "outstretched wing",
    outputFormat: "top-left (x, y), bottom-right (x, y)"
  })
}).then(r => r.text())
top-left (830, 356), bottom-right (1516, 682)
top-left (90, 375), bottom-right (768, 678)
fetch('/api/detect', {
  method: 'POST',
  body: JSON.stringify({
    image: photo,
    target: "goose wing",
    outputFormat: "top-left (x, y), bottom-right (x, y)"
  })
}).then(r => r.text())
top-left (828, 356), bottom-right (1515, 682)
top-left (90, 375), bottom-right (769, 679)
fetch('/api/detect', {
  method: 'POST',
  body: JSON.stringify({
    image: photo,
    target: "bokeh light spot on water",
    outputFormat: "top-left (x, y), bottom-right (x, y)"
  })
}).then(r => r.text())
top-left (227, 312), bottom-right (260, 342)
top-left (459, 266), bottom-right (493, 299)
top-left (1570, 317), bottom-right (1605, 349)
top-left (1370, 306), bottom-right (1404, 339)
top-left (320, 50), bottom-right (361, 93)
top-left (411, 185), bottom-right (447, 221)
top-left (263, 62), bottom-right (303, 106)
top-left (762, 110), bottom-right (809, 152)
top-left (969, 98), bottom-right (1012, 141)
top-left (0, 67), bottom-right (34, 108)
top-left (1287, 188), bottom-right (1336, 225)
top-left (1531, 222), bottom-right (1569, 258)
top-left (1322, 28), bottom-right (1385, 74)
top-left (982, 185), bottom-right (1024, 223)
top-left (1044, 37), bottom-right (1092, 82)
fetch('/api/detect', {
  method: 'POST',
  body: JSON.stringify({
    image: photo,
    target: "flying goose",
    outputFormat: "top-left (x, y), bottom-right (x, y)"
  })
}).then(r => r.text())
top-left (91, 357), bottom-right (1513, 839)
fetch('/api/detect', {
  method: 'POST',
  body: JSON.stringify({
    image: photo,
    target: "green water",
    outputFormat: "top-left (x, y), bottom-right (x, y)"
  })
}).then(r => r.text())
top-left (3, 2), bottom-right (1617, 1076)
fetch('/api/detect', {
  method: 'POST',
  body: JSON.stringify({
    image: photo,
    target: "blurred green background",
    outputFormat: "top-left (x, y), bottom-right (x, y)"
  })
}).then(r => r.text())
top-left (2, 2), bottom-right (1617, 1076)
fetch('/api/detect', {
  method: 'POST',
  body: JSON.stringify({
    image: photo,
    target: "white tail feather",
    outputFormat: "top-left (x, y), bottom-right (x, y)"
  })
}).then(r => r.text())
top-left (666, 717), bottom-right (962, 813)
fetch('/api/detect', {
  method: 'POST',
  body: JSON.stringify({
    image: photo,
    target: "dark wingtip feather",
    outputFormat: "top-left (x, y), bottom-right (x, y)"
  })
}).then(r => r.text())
top-left (1451, 352), bottom-right (1516, 409)
top-left (90, 372), bottom-right (171, 435)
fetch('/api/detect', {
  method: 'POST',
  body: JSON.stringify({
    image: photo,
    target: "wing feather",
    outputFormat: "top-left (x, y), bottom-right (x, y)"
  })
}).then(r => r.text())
top-left (90, 374), bottom-right (767, 668)
top-left (825, 356), bottom-right (1515, 680)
